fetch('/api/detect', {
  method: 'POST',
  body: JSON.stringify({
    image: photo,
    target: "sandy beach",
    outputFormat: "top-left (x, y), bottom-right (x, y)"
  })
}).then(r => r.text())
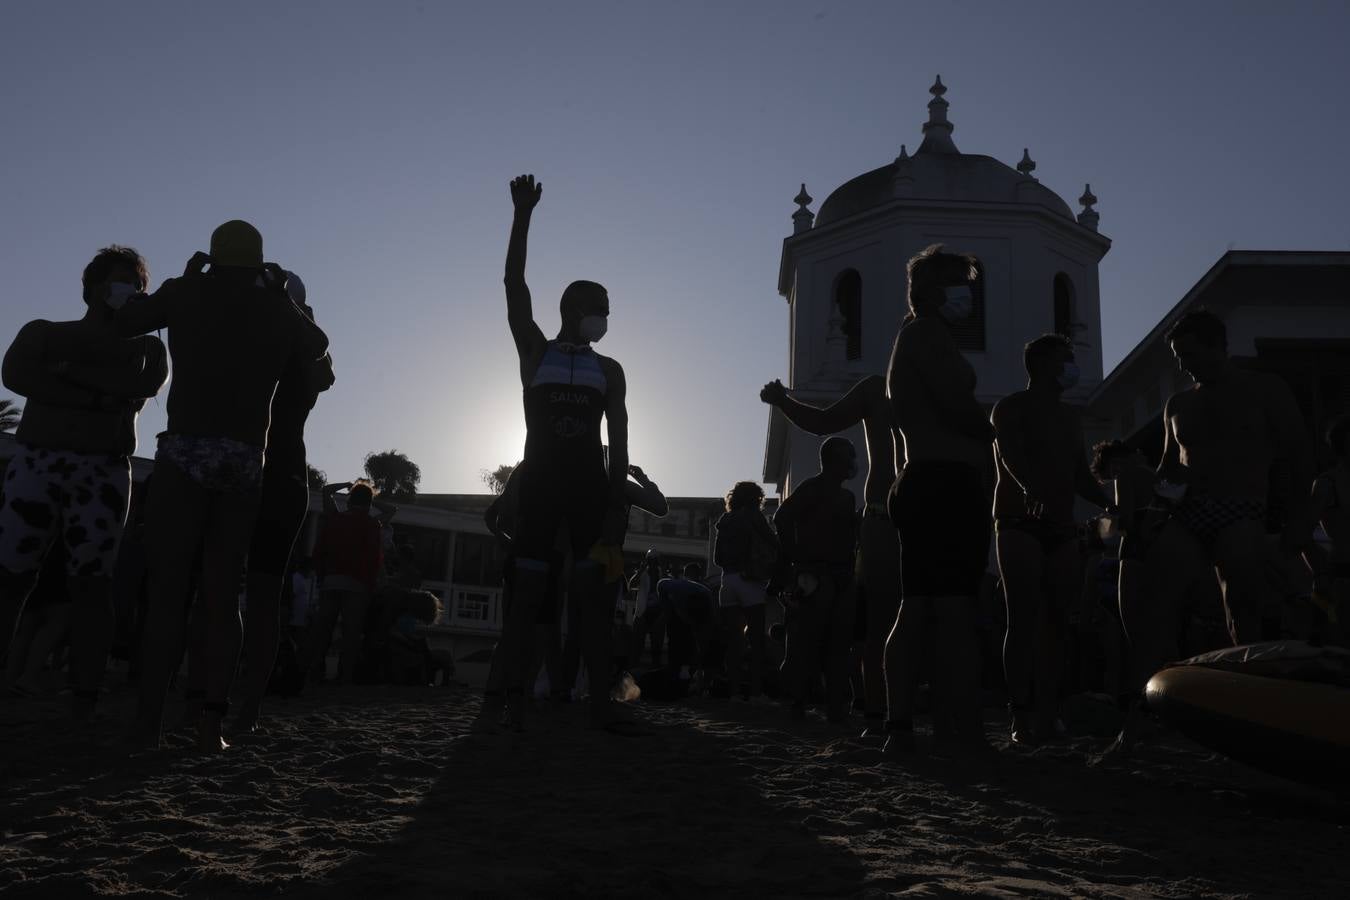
top-left (1, 680), bottom-right (1345, 899)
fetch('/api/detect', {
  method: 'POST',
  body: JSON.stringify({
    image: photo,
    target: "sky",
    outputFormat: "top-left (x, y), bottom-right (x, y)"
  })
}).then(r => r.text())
top-left (3, 1), bottom-right (1348, 496)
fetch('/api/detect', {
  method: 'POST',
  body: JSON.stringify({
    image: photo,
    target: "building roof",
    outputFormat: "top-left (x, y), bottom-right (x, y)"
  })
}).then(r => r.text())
top-left (814, 76), bottom-right (1075, 228)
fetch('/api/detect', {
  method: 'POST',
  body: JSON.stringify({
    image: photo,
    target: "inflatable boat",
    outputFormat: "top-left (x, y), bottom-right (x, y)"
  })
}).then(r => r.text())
top-left (1144, 641), bottom-right (1350, 789)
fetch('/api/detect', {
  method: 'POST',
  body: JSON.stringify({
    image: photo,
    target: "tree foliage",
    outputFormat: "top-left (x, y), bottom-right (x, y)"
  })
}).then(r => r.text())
top-left (306, 463), bottom-right (327, 492)
top-left (0, 398), bottom-right (21, 433)
top-left (363, 449), bottom-right (421, 499)
top-left (480, 462), bottom-right (518, 495)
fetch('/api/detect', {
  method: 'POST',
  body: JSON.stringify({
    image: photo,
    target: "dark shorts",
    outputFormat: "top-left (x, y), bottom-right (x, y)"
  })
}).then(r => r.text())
top-left (502, 554), bottom-right (564, 625)
top-left (889, 461), bottom-right (990, 598)
top-left (995, 517), bottom-right (1079, 555)
top-left (248, 471), bottom-right (310, 577)
top-left (514, 461), bottom-right (609, 563)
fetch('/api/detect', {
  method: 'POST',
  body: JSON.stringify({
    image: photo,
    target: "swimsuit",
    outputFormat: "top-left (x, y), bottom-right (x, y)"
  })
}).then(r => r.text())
top-left (1171, 493), bottom-right (1266, 553)
top-left (0, 444), bottom-right (131, 579)
top-left (156, 433), bottom-right (264, 493)
top-left (514, 341), bottom-right (610, 562)
top-left (996, 516), bottom-right (1079, 554)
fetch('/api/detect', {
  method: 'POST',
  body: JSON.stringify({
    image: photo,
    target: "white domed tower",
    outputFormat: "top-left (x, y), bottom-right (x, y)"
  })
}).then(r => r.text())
top-left (765, 76), bottom-right (1111, 495)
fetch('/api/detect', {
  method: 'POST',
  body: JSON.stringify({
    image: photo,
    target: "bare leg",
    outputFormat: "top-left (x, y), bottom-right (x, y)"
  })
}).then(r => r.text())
top-left (933, 595), bottom-right (983, 744)
top-left (883, 594), bottom-right (928, 752)
top-left (825, 576), bottom-right (857, 723)
top-left (996, 529), bottom-right (1045, 741)
top-left (1212, 518), bottom-right (1277, 645)
top-left (1039, 539), bottom-right (1083, 736)
top-left (336, 589), bottom-right (370, 684)
top-left (479, 559), bottom-right (545, 731)
top-left (745, 604), bottom-right (766, 697)
top-left (130, 464), bottom-right (210, 749)
top-left (860, 518), bottom-right (902, 720)
top-left (0, 571), bottom-right (39, 678)
top-left (196, 490), bottom-right (259, 752)
top-left (234, 572), bottom-right (283, 733)
top-left (16, 605), bottom-right (72, 689)
top-left (299, 589), bottom-right (342, 681)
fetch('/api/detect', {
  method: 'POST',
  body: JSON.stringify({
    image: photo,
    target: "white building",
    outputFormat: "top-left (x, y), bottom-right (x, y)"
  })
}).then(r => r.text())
top-left (764, 77), bottom-right (1110, 496)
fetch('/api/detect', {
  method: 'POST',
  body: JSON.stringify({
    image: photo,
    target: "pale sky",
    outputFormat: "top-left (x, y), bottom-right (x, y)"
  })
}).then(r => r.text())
top-left (3, 1), bottom-right (1348, 495)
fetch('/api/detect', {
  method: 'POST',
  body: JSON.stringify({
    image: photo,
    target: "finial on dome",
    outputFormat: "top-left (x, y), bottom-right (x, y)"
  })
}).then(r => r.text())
top-left (1017, 148), bottom-right (1036, 177)
top-left (917, 75), bottom-right (958, 155)
top-left (1077, 183), bottom-right (1100, 231)
top-left (892, 144), bottom-right (915, 198)
top-left (792, 183), bottom-right (815, 234)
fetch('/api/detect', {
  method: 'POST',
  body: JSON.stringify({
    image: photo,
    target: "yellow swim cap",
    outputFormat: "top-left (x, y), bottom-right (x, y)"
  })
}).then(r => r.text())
top-left (209, 220), bottom-right (263, 268)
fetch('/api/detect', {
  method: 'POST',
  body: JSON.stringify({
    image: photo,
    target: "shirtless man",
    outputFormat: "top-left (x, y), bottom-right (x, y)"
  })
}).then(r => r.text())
top-left (759, 375), bottom-right (901, 735)
top-left (0, 246), bottom-right (168, 718)
top-left (1301, 416), bottom-right (1349, 644)
top-left (992, 334), bottom-right (1110, 744)
top-left (773, 436), bottom-right (860, 723)
top-left (1112, 310), bottom-right (1313, 751)
top-left (883, 244), bottom-right (994, 754)
top-left (479, 174), bottom-right (630, 732)
top-left (116, 221), bottom-right (328, 751)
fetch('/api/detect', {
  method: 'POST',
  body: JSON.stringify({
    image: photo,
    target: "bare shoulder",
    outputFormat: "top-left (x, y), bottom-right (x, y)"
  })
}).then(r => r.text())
top-left (1164, 386), bottom-right (1195, 415)
top-left (991, 390), bottom-right (1028, 423)
top-left (596, 352), bottom-right (626, 385)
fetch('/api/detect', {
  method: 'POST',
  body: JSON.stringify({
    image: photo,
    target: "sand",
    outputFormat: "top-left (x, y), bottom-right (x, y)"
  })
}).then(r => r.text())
top-left (1, 681), bottom-right (1345, 899)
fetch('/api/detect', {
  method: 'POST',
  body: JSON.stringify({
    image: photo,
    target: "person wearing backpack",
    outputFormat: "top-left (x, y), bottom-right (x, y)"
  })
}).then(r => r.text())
top-left (714, 480), bottom-right (779, 698)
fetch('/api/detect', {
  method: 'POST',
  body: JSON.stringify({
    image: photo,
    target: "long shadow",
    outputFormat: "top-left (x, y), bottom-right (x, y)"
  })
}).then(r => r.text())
top-left (289, 702), bottom-right (869, 899)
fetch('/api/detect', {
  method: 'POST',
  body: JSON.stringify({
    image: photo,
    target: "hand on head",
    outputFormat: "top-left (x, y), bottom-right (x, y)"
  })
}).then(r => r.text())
top-left (184, 251), bottom-right (212, 277)
top-left (510, 174), bottom-right (542, 212)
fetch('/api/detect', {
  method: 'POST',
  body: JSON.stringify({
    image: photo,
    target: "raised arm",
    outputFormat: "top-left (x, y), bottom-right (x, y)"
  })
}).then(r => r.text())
top-left (504, 174), bottom-right (547, 367)
top-left (2, 322), bottom-right (100, 408)
top-left (321, 481), bottom-right (351, 514)
top-left (760, 375), bottom-right (879, 435)
top-left (371, 494), bottom-right (398, 526)
top-left (60, 335), bottom-right (169, 400)
top-left (112, 278), bottom-right (174, 337)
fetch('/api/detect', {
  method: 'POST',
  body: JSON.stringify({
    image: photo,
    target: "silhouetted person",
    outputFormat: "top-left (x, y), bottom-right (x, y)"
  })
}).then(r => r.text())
top-left (234, 272), bottom-right (335, 733)
top-left (1303, 416), bottom-right (1349, 643)
top-left (1110, 310), bottom-right (1313, 754)
top-left (713, 481), bottom-right (779, 698)
top-left (0, 245), bottom-right (168, 718)
top-left (657, 562), bottom-right (715, 682)
top-left (302, 480), bottom-right (389, 685)
top-left (116, 221), bottom-right (328, 751)
top-left (479, 174), bottom-right (630, 733)
top-left (992, 334), bottom-right (1110, 744)
top-left (774, 436), bottom-right (859, 723)
top-left (760, 375), bottom-right (901, 733)
top-left (883, 244), bottom-right (994, 754)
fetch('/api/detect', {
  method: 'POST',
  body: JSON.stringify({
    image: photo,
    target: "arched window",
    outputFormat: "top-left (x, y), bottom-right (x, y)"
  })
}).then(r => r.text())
top-left (951, 259), bottom-right (986, 352)
top-left (1053, 273), bottom-right (1075, 338)
top-left (834, 269), bottom-right (862, 361)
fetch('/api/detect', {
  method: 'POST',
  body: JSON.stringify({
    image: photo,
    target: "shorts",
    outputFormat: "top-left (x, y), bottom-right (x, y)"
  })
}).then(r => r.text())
top-left (513, 461), bottom-right (609, 563)
top-left (889, 460), bottom-right (990, 597)
top-left (1172, 494), bottom-right (1266, 554)
top-left (0, 444), bottom-right (131, 579)
top-left (719, 570), bottom-right (767, 608)
top-left (156, 433), bottom-right (264, 493)
top-left (249, 470), bottom-right (310, 577)
top-left (995, 517), bottom-right (1079, 554)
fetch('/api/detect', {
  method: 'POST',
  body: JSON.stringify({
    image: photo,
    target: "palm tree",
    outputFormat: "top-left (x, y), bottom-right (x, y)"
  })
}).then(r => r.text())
top-left (480, 462), bottom-right (518, 494)
top-left (0, 398), bottom-right (21, 433)
top-left (363, 449), bottom-right (421, 499)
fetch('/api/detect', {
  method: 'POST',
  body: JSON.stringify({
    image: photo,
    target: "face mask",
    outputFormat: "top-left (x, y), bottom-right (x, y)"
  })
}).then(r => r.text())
top-left (105, 282), bottom-right (139, 310)
top-left (579, 315), bottom-right (608, 343)
top-left (1056, 362), bottom-right (1081, 390)
top-left (939, 285), bottom-right (973, 321)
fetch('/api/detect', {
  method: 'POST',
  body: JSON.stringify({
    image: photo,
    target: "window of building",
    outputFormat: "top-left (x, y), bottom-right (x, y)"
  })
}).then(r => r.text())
top-left (951, 259), bottom-right (986, 352)
top-left (388, 523), bottom-right (451, 581)
top-left (834, 269), bottom-right (862, 361)
top-left (451, 532), bottom-right (503, 587)
top-left (1053, 273), bottom-right (1075, 338)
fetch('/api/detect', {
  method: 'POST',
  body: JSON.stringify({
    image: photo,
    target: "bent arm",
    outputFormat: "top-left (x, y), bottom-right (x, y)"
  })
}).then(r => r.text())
top-left (371, 495), bottom-right (398, 526)
top-left (990, 399), bottom-right (1044, 497)
top-left (112, 282), bottom-right (172, 336)
top-left (625, 470), bottom-right (668, 517)
top-left (1156, 397), bottom-right (1185, 483)
top-left (62, 336), bottom-right (169, 400)
top-left (2, 322), bottom-right (98, 407)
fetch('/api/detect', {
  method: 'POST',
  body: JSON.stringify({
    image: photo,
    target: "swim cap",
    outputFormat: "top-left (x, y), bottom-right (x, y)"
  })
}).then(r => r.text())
top-left (209, 220), bottom-right (263, 269)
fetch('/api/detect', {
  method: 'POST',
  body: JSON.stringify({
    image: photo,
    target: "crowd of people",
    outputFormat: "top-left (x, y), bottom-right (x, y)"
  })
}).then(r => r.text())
top-left (1, 176), bottom-right (1345, 763)
top-left (0, 224), bottom-right (445, 752)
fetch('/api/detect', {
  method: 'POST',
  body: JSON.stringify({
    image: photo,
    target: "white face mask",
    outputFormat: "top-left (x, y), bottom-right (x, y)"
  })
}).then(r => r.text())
top-left (105, 282), bottom-right (139, 310)
top-left (1056, 362), bottom-right (1081, 390)
top-left (579, 315), bottom-right (608, 343)
top-left (939, 285), bottom-right (973, 321)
